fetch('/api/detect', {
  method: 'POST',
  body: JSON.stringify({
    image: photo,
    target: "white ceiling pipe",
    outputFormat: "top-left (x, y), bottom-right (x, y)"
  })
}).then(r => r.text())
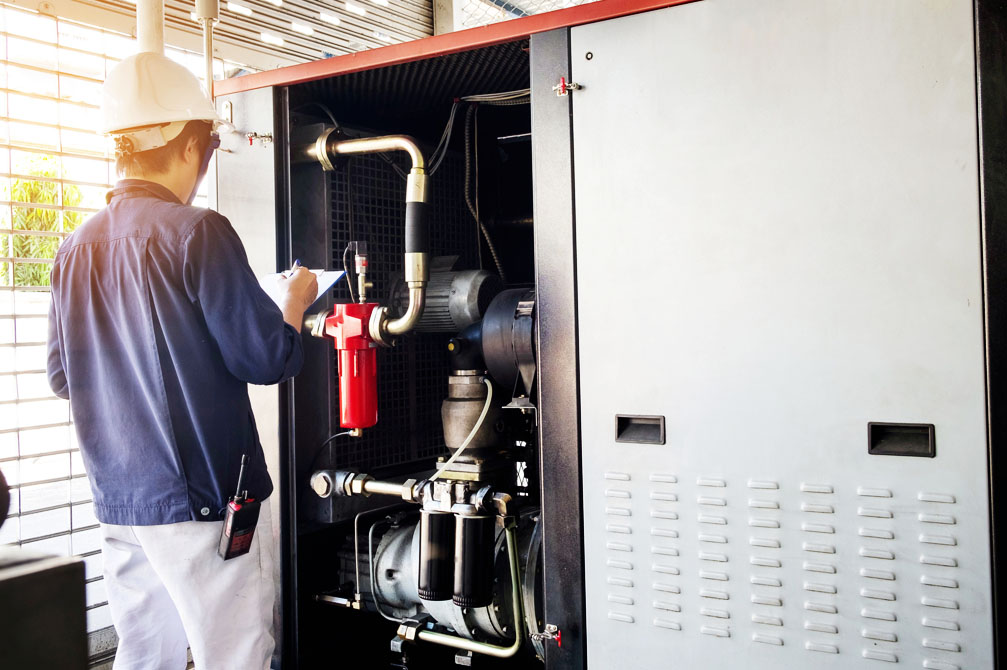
top-left (136, 0), bottom-right (165, 54)
top-left (195, 0), bottom-right (220, 99)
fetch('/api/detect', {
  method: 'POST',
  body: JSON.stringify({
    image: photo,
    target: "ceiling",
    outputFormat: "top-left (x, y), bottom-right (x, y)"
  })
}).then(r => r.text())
top-left (44, 0), bottom-right (434, 70)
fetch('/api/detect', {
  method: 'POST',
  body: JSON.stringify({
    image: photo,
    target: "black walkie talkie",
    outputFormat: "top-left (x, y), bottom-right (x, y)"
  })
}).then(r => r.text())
top-left (218, 455), bottom-right (261, 560)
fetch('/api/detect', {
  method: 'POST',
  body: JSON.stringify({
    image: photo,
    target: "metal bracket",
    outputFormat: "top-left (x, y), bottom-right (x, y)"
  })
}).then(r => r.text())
top-left (246, 131), bottom-right (274, 147)
top-left (314, 583), bottom-right (357, 608)
top-left (396, 620), bottom-right (423, 642)
top-left (530, 623), bottom-right (562, 646)
top-left (552, 77), bottom-right (581, 96)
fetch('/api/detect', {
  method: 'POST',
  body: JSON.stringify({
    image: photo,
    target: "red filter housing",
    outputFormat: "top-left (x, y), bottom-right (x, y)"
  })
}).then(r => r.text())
top-left (325, 303), bottom-right (379, 429)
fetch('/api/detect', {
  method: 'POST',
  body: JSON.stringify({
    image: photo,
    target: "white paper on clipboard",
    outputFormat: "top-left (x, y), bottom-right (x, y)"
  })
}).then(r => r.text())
top-left (258, 269), bottom-right (344, 308)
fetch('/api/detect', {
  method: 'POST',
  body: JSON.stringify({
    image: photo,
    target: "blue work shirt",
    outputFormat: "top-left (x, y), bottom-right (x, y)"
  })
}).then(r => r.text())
top-left (47, 180), bottom-right (303, 526)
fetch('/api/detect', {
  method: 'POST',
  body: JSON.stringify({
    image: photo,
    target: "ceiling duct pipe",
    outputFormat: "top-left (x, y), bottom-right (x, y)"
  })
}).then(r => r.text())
top-left (194, 0), bottom-right (220, 99)
top-left (136, 0), bottom-right (165, 54)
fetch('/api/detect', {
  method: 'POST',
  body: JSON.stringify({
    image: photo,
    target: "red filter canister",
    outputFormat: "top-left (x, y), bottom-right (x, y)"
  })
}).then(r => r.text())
top-left (325, 303), bottom-right (379, 429)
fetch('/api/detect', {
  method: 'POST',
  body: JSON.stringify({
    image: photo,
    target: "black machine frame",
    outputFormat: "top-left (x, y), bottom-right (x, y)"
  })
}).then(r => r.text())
top-left (976, 0), bottom-right (1007, 667)
top-left (265, 29), bottom-right (589, 670)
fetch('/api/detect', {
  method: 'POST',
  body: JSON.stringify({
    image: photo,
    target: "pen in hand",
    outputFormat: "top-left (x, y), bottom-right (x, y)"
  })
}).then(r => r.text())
top-left (283, 259), bottom-right (301, 278)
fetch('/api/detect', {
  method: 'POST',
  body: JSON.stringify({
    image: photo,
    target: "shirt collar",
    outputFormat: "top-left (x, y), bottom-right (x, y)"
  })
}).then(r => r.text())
top-left (106, 179), bottom-right (183, 206)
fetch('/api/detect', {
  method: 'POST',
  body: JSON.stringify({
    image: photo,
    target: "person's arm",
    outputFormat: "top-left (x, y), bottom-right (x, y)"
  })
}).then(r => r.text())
top-left (182, 212), bottom-right (316, 385)
top-left (46, 268), bottom-right (69, 399)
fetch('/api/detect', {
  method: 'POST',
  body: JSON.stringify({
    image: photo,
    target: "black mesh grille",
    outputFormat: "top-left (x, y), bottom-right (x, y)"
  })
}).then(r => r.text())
top-left (328, 150), bottom-right (477, 470)
top-left (291, 41), bottom-right (531, 142)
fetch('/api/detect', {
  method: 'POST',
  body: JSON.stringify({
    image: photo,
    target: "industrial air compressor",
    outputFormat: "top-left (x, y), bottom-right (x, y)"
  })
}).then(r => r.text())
top-left (212, 0), bottom-right (1007, 667)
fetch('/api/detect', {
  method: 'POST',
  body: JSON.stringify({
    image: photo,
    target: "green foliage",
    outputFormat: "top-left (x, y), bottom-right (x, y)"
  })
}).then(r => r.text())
top-left (2, 155), bottom-right (85, 288)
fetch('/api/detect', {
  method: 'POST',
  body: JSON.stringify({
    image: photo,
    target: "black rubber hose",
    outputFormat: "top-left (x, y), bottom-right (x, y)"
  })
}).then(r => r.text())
top-left (405, 201), bottom-right (428, 254)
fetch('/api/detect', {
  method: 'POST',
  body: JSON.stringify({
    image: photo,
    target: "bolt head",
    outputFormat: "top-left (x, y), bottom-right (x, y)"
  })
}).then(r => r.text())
top-left (310, 472), bottom-right (333, 497)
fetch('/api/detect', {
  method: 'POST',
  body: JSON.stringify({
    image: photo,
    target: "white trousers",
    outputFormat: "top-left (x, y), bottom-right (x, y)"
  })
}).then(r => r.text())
top-left (99, 499), bottom-right (275, 670)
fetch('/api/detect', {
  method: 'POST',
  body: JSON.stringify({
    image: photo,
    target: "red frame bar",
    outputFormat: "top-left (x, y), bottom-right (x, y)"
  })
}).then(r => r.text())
top-left (214, 0), bottom-right (698, 96)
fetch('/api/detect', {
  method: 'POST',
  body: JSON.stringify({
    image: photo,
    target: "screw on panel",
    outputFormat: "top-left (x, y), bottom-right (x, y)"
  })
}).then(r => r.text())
top-left (585, 52), bottom-right (594, 60)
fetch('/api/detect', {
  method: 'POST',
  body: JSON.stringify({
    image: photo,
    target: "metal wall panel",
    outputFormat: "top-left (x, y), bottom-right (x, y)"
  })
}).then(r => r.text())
top-left (571, 1), bottom-right (991, 668)
top-left (212, 86), bottom-right (285, 665)
top-left (530, 27), bottom-right (587, 670)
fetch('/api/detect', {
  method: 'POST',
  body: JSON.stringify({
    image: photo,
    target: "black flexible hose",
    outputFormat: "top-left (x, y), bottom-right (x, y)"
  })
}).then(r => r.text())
top-left (405, 201), bottom-right (428, 254)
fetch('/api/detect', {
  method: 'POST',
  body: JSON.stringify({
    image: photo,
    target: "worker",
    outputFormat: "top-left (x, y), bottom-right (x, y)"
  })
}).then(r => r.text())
top-left (46, 52), bottom-right (316, 670)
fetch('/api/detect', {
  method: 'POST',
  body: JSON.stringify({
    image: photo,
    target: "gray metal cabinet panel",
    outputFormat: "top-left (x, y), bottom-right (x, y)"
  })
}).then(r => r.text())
top-left (571, 1), bottom-right (990, 667)
top-left (213, 87), bottom-right (285, 664)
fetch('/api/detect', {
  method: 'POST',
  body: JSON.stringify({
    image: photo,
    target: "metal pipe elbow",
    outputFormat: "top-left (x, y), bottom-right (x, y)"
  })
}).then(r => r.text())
top-left (386, 286), bottom-right (426, 336)
top-left (368, 287), bottom-right (426, 346)
top-left (330, 134), bottom-right (425, 171)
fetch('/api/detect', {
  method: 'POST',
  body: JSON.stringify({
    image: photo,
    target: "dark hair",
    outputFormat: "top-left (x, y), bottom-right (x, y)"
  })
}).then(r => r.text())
top-left (116, 120), bottom-right (212, 177)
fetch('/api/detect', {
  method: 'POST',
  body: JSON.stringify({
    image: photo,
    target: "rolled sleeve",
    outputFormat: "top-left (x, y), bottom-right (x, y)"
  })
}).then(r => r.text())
top-left (182, 213), bottom-right (303, 385)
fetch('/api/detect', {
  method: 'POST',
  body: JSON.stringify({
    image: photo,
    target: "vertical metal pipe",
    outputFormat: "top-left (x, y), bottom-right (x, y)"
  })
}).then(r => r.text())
top-left (136, 0), bottom-right (164, 54)
top-left (202, 20), bottom-right (214, 99)
top-left (195, 0), bottom-right (219, 100)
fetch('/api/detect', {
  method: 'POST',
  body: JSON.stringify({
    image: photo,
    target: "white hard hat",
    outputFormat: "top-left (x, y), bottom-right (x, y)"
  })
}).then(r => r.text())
top-left (101, 52), bottom-right (222, 152)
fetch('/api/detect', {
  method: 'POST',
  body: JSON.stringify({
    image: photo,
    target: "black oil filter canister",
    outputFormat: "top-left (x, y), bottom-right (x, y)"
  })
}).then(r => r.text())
top-left (452, 514), bottom-right (496, 608)
top-left (417, 509), bottom-right (455, 601)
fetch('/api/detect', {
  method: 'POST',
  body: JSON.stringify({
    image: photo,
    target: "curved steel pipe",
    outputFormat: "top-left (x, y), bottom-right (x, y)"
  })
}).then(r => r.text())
top-left (327, 135), bottom-right (425, 171)
top-left (305, 131), bottom-right (430, 346)
top-left (380, 286), bottom-right (426, 339)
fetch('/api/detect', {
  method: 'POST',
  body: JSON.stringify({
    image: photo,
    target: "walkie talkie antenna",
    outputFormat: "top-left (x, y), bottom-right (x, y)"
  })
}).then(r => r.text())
top-left (234, 454), bottom-right (249, 501)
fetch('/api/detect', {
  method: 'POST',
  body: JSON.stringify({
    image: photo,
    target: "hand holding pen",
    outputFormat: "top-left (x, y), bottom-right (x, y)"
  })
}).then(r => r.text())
top-left (277, 259), bottom-right (318, 329)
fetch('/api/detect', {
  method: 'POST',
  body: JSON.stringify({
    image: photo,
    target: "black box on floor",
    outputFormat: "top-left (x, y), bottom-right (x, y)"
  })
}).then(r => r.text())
top-left (0, 547), bottom-right (87, 670)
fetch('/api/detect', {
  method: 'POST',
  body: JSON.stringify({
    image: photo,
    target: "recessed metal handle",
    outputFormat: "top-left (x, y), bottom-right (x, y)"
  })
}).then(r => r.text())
top-left (615, 415), bottom-right (666, 445)
top-left (868, 422), bottom-right (935, 457)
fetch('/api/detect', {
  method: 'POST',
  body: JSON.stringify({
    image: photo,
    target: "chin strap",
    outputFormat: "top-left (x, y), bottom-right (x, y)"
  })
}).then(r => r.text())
top-left (187, 132), bottom-right (222, 205)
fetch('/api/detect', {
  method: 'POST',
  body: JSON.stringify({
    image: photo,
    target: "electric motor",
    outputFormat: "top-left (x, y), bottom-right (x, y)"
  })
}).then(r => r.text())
top-left (391, 269), bottom-right (501, 332)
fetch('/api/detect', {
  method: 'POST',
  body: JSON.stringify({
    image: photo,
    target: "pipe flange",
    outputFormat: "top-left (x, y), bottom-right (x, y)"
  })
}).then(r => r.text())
top-left (304, 309), bottom-right (330, 338)
top-left (369, 306), bottom-right (395, 347)
top-left (315, 127), bottom-right (338, 172)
